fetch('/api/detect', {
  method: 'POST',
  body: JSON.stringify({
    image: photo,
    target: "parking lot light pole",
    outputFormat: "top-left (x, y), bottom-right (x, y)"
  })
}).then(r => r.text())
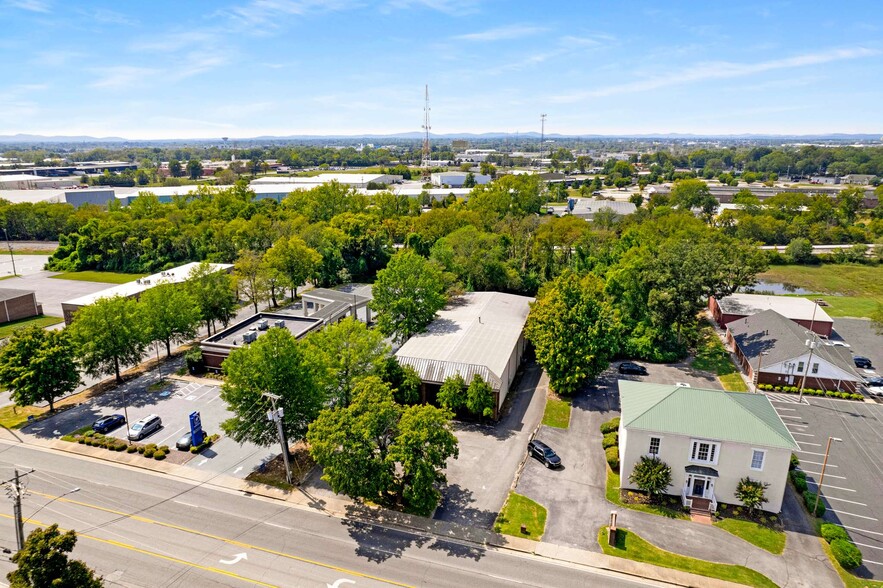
top-left (814, 436), bottom-right (842, 516)
top-left (798, 334), bottom-right (819, 403)
top-left (755, 351), bottom-right (770, 393)
top-left (121, 387), bottom-right (131, 446)
top-left (1, 227), bottom-right (16, 277)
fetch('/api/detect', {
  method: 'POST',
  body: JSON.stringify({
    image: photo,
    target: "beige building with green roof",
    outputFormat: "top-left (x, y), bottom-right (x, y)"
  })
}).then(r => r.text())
top-left (618, 380), bottom-right (799, 514)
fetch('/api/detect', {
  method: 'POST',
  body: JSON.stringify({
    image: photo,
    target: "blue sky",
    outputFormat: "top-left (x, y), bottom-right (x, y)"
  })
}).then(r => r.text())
top-left (1, 0), bottom-right (881, 138)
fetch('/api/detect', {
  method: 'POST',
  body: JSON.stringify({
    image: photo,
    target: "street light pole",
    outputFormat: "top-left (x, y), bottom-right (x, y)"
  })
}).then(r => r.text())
top-left (798, 333), bottom-right (818, 403)
top-left (755, 351), bottom-right (769, 393)
top-left (1, 228), bottom-right (16, 277)
top-left (814, 436), bottom-right (842, 516)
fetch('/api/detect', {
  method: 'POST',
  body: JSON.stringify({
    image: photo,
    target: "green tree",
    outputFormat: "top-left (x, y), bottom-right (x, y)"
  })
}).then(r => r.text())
top-left (301, 317), bottom-right (390, 407)
top-left (69, 295), bottom-right (146, 384)
top-left (785, 237), bottom-right (814, 264)
top-left (463, 172), bottom-right (476, 188)
top-left (186, 262), bottom-right (237, 335)
top-left (168, 158), bottom-right (182, 178)
top-left (139, 283), bottom-right (200, 356)
top-left (524, 271), bottom-right (620, 395)
top-left (670, 178), bottom-right (717, 221)
top-left (234, 249), bottom-right (271, 313)
top-left (263, 235), bottom-right (322, 298)
top-left (466, 374), bottom-right (495, 418)
top-left (186, 159), bottom-right (203, 180)
top-left (220, 327), bottom-right (323, 454)
top-left (377, 356), bottom-right (422, 405)
top-left (8, 525), bottom-right (103, 588)
top-left (0, 326), bottom-right (80, 412)
top-left (437, 373), bottom-right (466, 411)
top-left (370, 250), bottom-right (448, 343)
top-left (628, 455), bottom-right (672, 500)
top-left (734, 477), bottom-right (769, 516)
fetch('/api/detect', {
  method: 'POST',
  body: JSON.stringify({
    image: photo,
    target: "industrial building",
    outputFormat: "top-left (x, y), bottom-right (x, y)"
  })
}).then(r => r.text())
top-left (61, 262), bottom-right (232, 325)
top-left (200, 313), bottom-right (324, 370)
top-left (566, 198), bottom-right (636, 220)
top-left (395, 291), bottom-right (533, 419)
top-left (430, 171), bottom-right (491, 188)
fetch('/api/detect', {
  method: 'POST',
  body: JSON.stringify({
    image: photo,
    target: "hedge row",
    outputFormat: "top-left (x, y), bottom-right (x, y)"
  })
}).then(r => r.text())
top-left (68, 430), bottom-right (171, 461)
top-left (600, 417), bottom-right (620, 434)
top-left (790, 470), bottom-right (808, 493)
top-left (605, 446), bottom-right (619, 470)
top-left (756, 384), bottom-right (863, 401)
top-left (803, 490), bottom-right (826, 517)
top-left (190, 433), bottom-right (220, 454)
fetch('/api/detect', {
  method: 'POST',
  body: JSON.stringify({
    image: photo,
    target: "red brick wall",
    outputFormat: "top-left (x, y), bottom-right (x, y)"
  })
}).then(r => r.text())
top-left (0, 293), bottom-right (39, 324)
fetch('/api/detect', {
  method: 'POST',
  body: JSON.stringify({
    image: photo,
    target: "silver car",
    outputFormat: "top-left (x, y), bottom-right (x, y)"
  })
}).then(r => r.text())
top-left (127, 414), bottom-right (162, 440)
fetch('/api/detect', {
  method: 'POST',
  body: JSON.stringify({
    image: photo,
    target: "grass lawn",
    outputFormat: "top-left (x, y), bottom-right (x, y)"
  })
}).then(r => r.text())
top-left (0, 404), bottom-right (46, 429)
top-left (714, 518), bottom-right (786, 555)
top-left (542, 397), bottom-right (571, 429)
top-left (493, 492), bottom-right (547, 540)
top-left (0, 315), bottom-right (64, 339)
top-left (49, 271), bottom-right (149, 284)
top-left (598, 527), bottom-right (778, 588)
top-left (758, 264), bottom-right (883, 299)
top-left (802, 295), bottom-right (879, 318)
top-left (719, 372), bottom-right (749, 392)
top-left (605, 468), bottom-right (689, 520)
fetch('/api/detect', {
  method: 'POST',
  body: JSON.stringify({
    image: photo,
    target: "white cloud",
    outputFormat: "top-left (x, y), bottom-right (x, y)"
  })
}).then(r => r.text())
top-left (454, 24), bottom-right (546, 42)
top-left (223, 0), bottom-right (356, 27)
top-left (383, 0), bottom-right (481, 15)
top-left (129, 31), bottom-right (217, 53)
top-left (551, 47), bottom-right (879, 103)
top-left (4, 0), bottom-right (49, 13)
top-left (89, 66), bottom-right (160, 89)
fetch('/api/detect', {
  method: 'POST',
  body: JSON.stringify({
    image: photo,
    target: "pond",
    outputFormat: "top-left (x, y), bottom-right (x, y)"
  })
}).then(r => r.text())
top-left (741, 280), bottom-right (817, 295)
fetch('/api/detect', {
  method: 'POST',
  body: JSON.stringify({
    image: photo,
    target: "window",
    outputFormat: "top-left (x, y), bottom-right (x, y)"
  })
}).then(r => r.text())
top-left (751, 449), bottom-right (766, 471)
top-left (648, 437), bottom-right (660, 456)
top-left (690, 440), bottom-right (720, 465)
top-left (811, 363), bottom-right (819, 374)
top-left (797, 361), bottom-right (804, 373)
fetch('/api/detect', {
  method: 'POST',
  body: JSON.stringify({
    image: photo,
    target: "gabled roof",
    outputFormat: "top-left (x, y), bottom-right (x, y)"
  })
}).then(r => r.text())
top-left (619, 380), bottom-right (798, 450)
top-left (728, 309), bottom-right (860, 380)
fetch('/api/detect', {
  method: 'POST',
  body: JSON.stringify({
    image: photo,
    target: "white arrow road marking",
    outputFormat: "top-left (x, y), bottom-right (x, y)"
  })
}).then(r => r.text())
top-left (53, 430), bottom-right (61, 436)
top-left (219, 553), bottom-right (247, 565)
top-left (328, 580), bottom-right (355, 588)
top-left (197, 458), bottom-right (208, 466)
top-left (233, 467), bottom-right (243, 474)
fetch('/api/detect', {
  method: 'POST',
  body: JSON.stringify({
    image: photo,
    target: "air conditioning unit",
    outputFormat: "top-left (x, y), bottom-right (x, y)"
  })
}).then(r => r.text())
top-left (248, 326), bottom-right (258, 332)
top-left (243, 331), bottom-right (257, 343)
top-left (274, 319), bottom-right (285, 328)
top-left (257, 319), bottom-right (269, 331)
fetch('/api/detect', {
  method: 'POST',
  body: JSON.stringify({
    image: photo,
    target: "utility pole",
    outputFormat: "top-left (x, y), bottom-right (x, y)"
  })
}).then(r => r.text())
top-left (263, 392), bottom-right (292, 485)
top-left (3, 469), bottom-right (33, 552)
top-left (540, 114), bottom-right (547, 159)
top-left (2, 228), bottom-right (16, 277)
top-left (797, 333), bottom-right (818, 403)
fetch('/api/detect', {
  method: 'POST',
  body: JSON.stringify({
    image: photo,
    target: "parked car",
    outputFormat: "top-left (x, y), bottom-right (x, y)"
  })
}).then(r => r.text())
top-left (175, 433), bottom-right (192, 451)
top-left (127, 414), bottom-right (162, 441)
top-left (92, 414), bottom-right (126, 434)
top-left (854, 356), bottom-right (874, 369)
top-left (618, 362), bottom-right (648, 376)
top-left (528, 440), bottom-right (562, 469)
top-left (865, 376), bottom-right (883, 396)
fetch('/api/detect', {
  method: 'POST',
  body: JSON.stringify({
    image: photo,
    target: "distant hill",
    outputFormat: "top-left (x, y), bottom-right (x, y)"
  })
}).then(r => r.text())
top-left (0, 133), bottom-right (127, 143)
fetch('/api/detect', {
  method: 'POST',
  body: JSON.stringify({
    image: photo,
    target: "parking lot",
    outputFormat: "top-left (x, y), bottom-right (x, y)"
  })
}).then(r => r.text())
top-left (24, 373), bottom-right (276, 480)
top-left (769, 394), bottom-right (883, 579)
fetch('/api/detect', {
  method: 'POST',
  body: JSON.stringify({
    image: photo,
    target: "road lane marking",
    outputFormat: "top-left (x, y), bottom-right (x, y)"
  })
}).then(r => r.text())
top-left (173, 501), bottom-right (200, 508)
top-left (265, 522), bottom-right (291, 530)
top-left (219, 552), bottom-right (248, 565)
top-left (27, 490), bottom-right (412, 587)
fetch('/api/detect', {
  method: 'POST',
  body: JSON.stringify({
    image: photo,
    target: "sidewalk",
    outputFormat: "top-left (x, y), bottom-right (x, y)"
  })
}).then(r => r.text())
top-left (1, 428), bottom-right (749, 588)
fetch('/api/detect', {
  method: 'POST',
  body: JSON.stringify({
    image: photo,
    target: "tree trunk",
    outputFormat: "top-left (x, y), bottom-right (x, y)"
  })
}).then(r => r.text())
top-left (48, 398), bottom-right (54, 412)
top-left (166, 339), bottom-right (172, 357)
top-left (114, 356), bottom-right (122, 384)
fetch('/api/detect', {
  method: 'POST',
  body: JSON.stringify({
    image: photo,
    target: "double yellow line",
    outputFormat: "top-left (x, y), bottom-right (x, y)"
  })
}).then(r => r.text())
top-left (16, 490), bottom-right (413, 588)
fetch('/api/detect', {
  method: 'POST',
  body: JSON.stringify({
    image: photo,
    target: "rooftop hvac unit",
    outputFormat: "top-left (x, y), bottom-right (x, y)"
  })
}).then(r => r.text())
top-left (257, 319), bottom-right (269, 331)
top-left (248, 326), bottom-right (258, 332)
top-left (274, 319), bottom-right (286, 328)
top-left (243, 331), bottom-right (257, 343)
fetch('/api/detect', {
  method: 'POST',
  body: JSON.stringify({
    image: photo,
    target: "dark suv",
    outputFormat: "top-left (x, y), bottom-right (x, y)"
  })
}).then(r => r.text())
top-left (854, 356), bottom-right (873, 369)
top-left (528, 440), bottom-right (562, 469)
top-left (92, 414), bottom-right (126, 434)
top-left (618, 362), bottom-right (648, 376)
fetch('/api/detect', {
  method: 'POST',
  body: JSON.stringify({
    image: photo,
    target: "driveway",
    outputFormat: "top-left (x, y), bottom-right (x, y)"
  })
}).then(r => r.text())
top-left (1, 270), bottom-right (109, 317)
top-left (432, 361), bottom-right (546, 528)
top-left (834, 318), bottom-right (883, 382)
top-left (0, 253), bottom-right (50, 277)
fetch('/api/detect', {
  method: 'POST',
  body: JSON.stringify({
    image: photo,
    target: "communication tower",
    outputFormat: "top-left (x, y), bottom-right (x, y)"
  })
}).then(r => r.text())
top-left (422, 85), bottom-right (431, 178)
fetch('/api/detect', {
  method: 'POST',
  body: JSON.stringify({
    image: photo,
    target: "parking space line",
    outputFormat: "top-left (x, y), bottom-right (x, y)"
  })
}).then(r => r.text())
top-left (799, 460), bottom-right (838, 467)
top-left (786, 423), bottom-right (808, 428)
top-left (823, 496), bottom-right (867, 506)
top-left (844, 525), bottom-right (883, 537)
top-left (208, 394), bottom-right (223, 403)
top-left (775, 407), bottom-right (796, 412)
top-left (853, 542), bottom-right (883, 552)
top-left (862, 559), bottom-right (883, 566)
top-left (779, 415), bottom-right (804, 420)
top-left (826, 509), bottom-right (878, 521)
top-left (191, 388), bottom-right (215, 402)
top-left (157, 426), bottom-right (186, 446)
top-left (807, 482), bottom-right (856, 493)
top-left (798, 441), bottom-right (822, 447)
top-left (801, 470), bottom-right (847, 479)
top-left (790, 432), bottom-right (815, 437)
top-left (796, 450), bottom-right (827, 457)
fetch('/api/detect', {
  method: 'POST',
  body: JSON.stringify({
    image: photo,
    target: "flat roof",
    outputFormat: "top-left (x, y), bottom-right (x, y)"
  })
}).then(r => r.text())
top-left (716, 293), bottom-right (833, 323)
top-left (0, 189), bottom-right (66, 204)
top-left (203, 312), bottom-right (323, 347)
top-left (0, 288), bottom-right (35, 302)
top-left (251, 173), bottom-right (392, 185)
top-left (62, 262), bottom-right (232, 307)
top-left (395, 291), bottom-right (533, 387)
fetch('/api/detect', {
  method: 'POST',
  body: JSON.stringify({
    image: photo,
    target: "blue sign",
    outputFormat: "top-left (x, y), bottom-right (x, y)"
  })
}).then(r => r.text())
top-left (189, 411), bottom-right (205, 447)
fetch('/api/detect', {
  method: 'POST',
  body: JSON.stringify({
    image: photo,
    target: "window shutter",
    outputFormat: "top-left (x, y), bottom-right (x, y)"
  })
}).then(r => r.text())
top-left (710, 444), bottom-right (717, 463)
top-left (691, 441), bottom-right (697, 460)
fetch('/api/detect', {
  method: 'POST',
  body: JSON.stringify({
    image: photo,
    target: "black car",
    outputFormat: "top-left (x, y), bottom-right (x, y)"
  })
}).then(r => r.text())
top-left (854, 356), bottom-right (873, 369)
top-left (175, 433), bottom-right (193, 451)
top-left (528, 440), bottom-right (562, 469)
top-left (618, 362), bottom-right (648, 376)
top-left (92, 414), bottom-right (126, 434)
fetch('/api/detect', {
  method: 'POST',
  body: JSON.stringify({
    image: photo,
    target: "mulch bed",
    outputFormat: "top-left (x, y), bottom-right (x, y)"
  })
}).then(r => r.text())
top-left (246, 442), bottom-right (315, 488)
top-left (715, 502), bottom-right (784, 529)
top-left (619, 489), bottom-right (684, 511)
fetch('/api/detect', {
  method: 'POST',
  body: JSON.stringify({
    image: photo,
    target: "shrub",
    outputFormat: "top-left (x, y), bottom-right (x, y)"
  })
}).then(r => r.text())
top-left (605, 446), bottom-right (619, 469)
top-left (850, 394), bottom-right (864, 401)
top-left (600, 417), bottom-right (620, 434)
top-left (790, 470), bottom-right (808, 493)
top-left (160, 445), bottom-right (170, 453)
top-left (126, 445), bottom-right (138, 453)
top-left (190, 445), bottom-right (199, 454)
top-left (137, 446), bottom-right (145, 454)
top-left (143, 448), bottom-right (155, 458)
top-left (602, 432), bottom-right (618, 449)
top-left (154, 450), bottom-right (166, 460)
top-left (821, 524), bottom-right (849, 544)
top-left (803, 491), bottom-right (826, 517)
top-left (77, 438), bottom-right (86, 444)
top-left (773, 386), bottom-right (782, 392)
top-left (790, 453), bottom-right (799, 470)
top-left (831, 539), bottom-right (863, 570)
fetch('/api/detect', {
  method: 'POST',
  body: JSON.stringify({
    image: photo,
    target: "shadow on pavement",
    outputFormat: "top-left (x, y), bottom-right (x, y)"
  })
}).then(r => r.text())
top-left (434, 484), bottom-right (497, 529)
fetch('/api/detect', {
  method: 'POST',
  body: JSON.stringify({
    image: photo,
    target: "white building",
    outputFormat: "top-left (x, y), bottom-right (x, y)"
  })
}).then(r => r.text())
top-left (455, 149), bottom-right (497, 163)
top-left (430, 171), bottom-right (491, 188)
top-left (618, 380), bottom-right (798, 514)
top-left (566, 198), bottom-right (636, 220)
top-left (250, 173), bottom-right (402, 189)
top-left (395, 291), bottom-right (533, 418)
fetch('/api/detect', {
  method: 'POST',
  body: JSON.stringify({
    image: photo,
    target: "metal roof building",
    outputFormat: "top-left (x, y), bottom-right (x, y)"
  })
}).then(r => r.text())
top-left (396, 291), bottom-right (533, 418)
top-left (710, 293), bottom-right (833, 337)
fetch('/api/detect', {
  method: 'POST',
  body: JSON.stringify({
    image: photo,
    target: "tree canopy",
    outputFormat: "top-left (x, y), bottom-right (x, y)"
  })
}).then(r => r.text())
top-left (68, 295), bottom-right (146, 383)
top-left (8, 525), bottom-right (103, 588)
top-left (0, 326), bottom-right (80, 411)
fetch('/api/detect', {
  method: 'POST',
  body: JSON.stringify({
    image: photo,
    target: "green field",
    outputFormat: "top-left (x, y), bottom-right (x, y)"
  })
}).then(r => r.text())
top-left (714, 517), bottom-right (786, 554)
top-left (542, 397), bottom-right (571, 428)
top-left (493, 492), bottom-right (547, 540)
top-left (756, 264), bottom-right (883, 318)
top-left (49, 271), bottom-right (149, 284)
top-left (0, 315), bottom-right (64, 339)
top-left (599, 527), bottom-right (778, 588)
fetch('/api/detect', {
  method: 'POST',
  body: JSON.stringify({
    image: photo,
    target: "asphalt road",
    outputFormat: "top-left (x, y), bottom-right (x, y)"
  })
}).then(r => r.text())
top-left (0, 442), bottom-right (661, 588)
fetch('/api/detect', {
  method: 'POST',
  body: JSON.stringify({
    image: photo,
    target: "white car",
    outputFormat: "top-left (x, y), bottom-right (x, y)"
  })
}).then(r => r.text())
top-left (865, 377), bottom-right (883, 396)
